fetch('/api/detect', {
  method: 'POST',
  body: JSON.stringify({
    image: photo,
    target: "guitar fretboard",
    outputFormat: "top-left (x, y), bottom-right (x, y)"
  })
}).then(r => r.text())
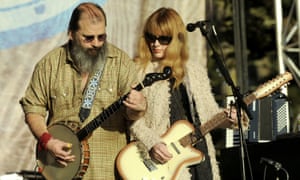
top-left (75, 67), bottom-right (172, 141)
top-left (76, 97), bottom-right (125, 141)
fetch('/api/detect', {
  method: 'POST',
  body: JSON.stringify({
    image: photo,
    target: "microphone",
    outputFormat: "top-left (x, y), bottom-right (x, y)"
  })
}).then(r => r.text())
top-left (186, 20), bottom-right (209, 32)
top-left (260, 157), bottom-right (282, 171)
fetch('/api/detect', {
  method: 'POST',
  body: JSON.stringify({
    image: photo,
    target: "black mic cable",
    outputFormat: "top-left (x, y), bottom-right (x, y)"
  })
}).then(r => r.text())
top-left (260, 157), bottom-right (282, 171)
top-left (260, 157), bottom-right (290, 180)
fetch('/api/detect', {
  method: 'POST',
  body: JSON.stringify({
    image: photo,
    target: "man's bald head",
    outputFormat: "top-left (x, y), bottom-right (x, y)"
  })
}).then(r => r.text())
top-left (68, 2), bottom-right (107, 34)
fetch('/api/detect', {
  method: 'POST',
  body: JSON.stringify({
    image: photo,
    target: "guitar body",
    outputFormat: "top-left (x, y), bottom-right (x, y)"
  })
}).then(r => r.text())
top-left (37, 122), bottom-right (90, 180)
top-left (117, 120), bottom-right (204, 180)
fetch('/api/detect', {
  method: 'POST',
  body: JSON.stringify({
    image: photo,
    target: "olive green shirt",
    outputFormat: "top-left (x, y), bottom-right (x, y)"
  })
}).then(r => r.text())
top-left (20, 42), bottom-right (139, 179)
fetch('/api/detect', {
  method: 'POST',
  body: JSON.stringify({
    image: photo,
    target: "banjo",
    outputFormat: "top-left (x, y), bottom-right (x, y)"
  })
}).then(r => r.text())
top-left (36, 67), bottom-right (172, 180)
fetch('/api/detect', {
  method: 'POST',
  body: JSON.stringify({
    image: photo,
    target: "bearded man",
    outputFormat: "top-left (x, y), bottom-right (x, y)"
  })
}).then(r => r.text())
top-left (20, 2), bottom-right (146, 179)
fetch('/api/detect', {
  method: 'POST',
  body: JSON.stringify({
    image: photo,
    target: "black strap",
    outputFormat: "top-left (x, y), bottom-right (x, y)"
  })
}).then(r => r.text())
top-left (169, 80), bottom-right (203, 140)
top-left (179, 83), bottom-right (203, 140)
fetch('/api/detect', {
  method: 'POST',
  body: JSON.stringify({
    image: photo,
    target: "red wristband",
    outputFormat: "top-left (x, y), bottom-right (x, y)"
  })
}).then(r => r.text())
top-left (38, 132), bottom-right (52, 151)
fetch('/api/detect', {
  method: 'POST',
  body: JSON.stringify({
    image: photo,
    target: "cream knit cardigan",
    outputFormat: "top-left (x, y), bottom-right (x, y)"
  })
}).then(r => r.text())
top-left (130, 59), bottom-right (228, 179)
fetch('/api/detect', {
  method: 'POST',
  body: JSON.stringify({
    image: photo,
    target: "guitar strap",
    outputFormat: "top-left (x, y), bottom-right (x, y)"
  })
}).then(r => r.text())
top-left (79, 59), bottom-right (106, 122)
top-left (173, 81), bottom-right (213, 179)
top-left (169, 80), bottom-right (203, 140)
top-left (179, 83), bottom-right (203, 140)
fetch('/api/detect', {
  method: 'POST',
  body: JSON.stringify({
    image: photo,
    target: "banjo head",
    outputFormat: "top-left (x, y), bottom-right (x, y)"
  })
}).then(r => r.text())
top-left (37, 123), bottom-right (87, 180)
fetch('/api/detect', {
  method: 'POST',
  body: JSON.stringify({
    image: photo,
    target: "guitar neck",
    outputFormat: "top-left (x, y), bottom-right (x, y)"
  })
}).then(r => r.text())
top-left (200, 71), bottom-right (293, 137)
top-left (75, 67), bottom-right (173, 141)
top-left (179, 93), bottom-right (259, 147)
top-left (76, 83), bottom-right (146, 141)
top-left (180, 72), bottom-right (293, 147)
top-left (76, 96), bottom-right (125, 141)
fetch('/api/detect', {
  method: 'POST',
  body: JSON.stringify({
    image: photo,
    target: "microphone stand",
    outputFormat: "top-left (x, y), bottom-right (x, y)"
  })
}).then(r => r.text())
top-left (197, 22), bottom-right (251, 180)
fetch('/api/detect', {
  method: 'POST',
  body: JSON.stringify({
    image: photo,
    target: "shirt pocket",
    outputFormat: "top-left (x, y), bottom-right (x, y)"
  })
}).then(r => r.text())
top-left (94, 78), bottom-right (119, 108)
top-left (50, 86), bottom-right (80, 113)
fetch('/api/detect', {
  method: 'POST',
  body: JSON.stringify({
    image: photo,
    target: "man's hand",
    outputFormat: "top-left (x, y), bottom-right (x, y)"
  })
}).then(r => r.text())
top-left (46, 138), bottom-right (75, 167)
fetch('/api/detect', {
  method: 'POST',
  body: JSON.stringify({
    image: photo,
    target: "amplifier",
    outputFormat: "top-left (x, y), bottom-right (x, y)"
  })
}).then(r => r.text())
top-left (248, 92), bottom-right (290, 142)
top-left (225, 92), bottom-right (290, 147)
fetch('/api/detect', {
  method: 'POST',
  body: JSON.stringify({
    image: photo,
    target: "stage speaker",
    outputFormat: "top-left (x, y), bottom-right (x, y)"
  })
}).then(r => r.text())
top-left (225, 92), bottom-right (290, 147)
top-left (248, 94), bottom-right (273, 142)
top-left (248, 92), bottom-right (290, 142)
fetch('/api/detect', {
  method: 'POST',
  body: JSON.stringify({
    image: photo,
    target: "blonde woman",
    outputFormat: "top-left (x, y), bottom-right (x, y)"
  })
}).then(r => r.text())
top-left (129, 7), bottom-right (248, 179)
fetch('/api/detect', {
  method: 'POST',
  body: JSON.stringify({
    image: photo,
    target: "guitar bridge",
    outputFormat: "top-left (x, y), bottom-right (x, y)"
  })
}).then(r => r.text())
top-left (143, 159), bottom-right (157, 171)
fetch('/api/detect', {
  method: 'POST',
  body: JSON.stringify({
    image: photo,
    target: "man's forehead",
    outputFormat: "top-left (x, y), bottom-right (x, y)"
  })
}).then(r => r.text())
top-left (78, 4), bottom-right (105, 22)
top-left (78, 17), bottom-right (105, 34)
top-left (80, 9), bottom-right (104, 22)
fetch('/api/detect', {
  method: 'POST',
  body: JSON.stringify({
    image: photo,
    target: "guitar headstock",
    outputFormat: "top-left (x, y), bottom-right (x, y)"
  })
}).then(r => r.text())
top-left (140, 66), bottom-right (172, 88)
top-left (252, 71), bottom-right (293, 99)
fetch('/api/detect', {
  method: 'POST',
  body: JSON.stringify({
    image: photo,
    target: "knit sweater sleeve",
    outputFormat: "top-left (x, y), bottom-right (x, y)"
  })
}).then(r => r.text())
top-left (129, 78), bottom-right (171, 151)
top-left (129, 116), bottom-right (162, 150)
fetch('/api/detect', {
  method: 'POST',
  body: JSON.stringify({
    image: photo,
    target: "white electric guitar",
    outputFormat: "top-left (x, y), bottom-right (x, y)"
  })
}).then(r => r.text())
top-left (116, 72), bottom-right (293, 180)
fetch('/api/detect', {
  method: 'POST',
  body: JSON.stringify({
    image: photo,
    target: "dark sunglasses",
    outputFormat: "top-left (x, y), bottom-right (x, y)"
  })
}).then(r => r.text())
top-left (144, 32), bottom-right (172, 45)
top-left (80, 33), bottom-right (107, 43)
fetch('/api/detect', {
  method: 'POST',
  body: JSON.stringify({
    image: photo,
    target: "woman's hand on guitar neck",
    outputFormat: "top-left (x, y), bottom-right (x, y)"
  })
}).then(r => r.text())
top-left (218, 107), bottom-right (248, 129)
top-left (218, 108), bottom-right (239, 129)
top-left (46, 138), bottom-right (76, 167)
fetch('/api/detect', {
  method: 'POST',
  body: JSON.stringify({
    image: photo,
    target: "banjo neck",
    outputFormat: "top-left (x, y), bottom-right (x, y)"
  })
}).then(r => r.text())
top-left (76, 66), bottom-right (172, 141)
top-left (76, 97), bottom-right (124, 141)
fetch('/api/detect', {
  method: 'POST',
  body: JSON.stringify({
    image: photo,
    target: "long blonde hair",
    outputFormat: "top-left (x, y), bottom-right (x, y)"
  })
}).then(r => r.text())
top-left (136, 7), bottom-right (189, 88)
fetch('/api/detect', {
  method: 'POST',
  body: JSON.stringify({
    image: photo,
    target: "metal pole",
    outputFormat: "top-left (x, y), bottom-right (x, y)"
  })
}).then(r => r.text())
top-left (232, 0), bottom-right (248, 94)
top-left (232, 1), bottom-right (247, 179)
top-left (297, 0), bottom-right (300, 65)
top-left (274, 0), bottom-right (288, 95)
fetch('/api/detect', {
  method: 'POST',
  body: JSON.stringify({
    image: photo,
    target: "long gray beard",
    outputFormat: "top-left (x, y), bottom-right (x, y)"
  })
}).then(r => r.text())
top-left (71, 42), bottom-right (107, 73)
